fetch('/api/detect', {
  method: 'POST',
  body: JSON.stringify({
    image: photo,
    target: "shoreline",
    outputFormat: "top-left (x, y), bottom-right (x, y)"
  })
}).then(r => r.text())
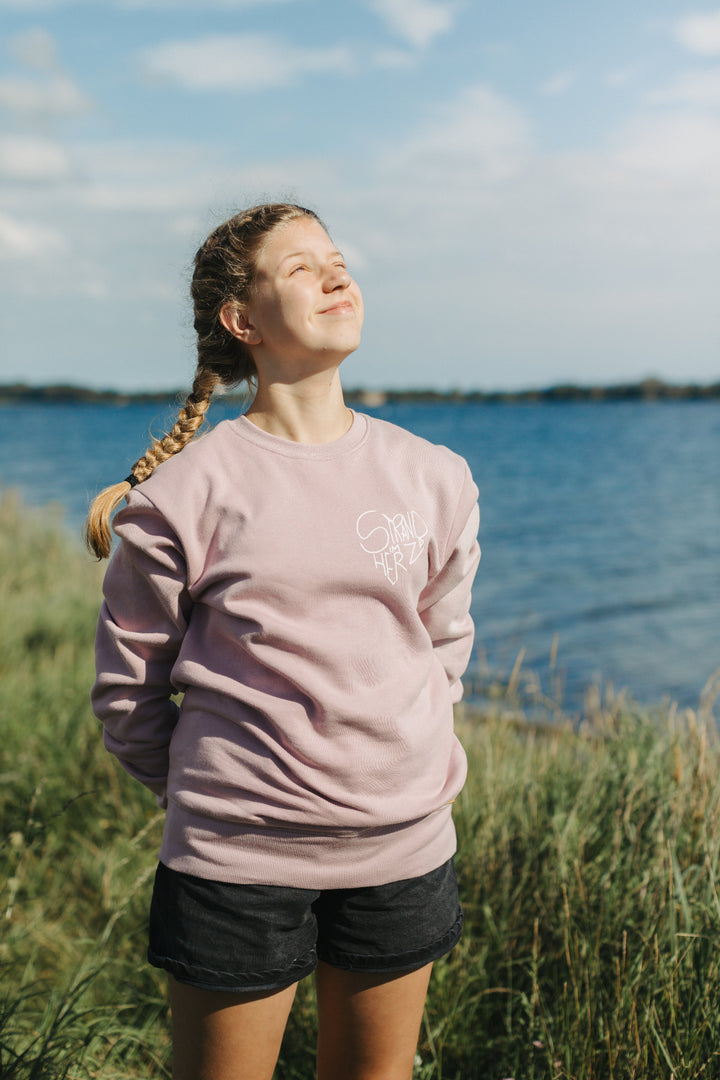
top-left (1, 376), bottom-right (720, 407)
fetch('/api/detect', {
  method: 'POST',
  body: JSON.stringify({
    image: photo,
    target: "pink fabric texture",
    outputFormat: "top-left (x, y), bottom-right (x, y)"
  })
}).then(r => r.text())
top-left (92, 412), bottom-right (480, 888)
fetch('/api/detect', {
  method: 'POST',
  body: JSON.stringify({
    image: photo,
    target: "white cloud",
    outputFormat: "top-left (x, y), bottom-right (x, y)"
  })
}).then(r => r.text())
top-left (10, 28), bottom-right (59, 70)
top-left (66, 140), bottom-right (219, 211)
top-left (120, 0), bottom-right (295, 6)
top-left (648, 70), bottom-right (720, 108)
top-left (611, 110), bottom-right (720, 181)
top-left (0, 0), bottom-right (295, 5)
top-left (380, 84), bottom-right (532, 184)
top-left (369, 0), bottom-right (458, 50)
top-left (1, 32), bottom-right (90, 117)
top-left (1, 59), bottom-right (719, 390)
top-left (0, 213), bottom-right (65, 258)
top-left (539, 70), bottom-right (577, 96)
top-left (674, 11), bottom-right (720, 55)
top-left (335, 79), bottom-right (720, 387)
top-left (141, 34), bottom-right (353, 90)
top-left (0, 0), bottom-right (64, 7)
top-left (0, 75), bottom-right (90, 116)
top-left (0, 136), bottom-right (72, 180)
top-left (373, 47), bottom-right (417, 69)
top-left (605, 67), bottom-right (640, 88)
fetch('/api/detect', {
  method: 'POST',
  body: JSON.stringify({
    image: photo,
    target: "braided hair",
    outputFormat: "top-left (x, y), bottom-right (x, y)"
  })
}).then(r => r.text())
top-left (85, 203), bottom-right (322, 558)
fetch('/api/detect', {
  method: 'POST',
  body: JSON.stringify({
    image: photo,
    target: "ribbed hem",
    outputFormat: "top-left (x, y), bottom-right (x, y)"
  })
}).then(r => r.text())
top-left (159, 803), bottom-right (457, 889)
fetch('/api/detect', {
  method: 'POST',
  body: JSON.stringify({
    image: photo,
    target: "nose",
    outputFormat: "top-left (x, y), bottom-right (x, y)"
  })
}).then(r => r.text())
top-left (324, 265), bottom-right (351, 291)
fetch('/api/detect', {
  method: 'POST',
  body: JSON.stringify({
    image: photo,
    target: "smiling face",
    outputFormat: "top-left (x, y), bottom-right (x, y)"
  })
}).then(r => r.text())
top-left (228, 216), bottom-right (364, 377)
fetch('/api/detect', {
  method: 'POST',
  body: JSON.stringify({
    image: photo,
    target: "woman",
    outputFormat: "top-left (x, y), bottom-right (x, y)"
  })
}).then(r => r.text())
top-left (87, 203), bottom-right (480, 1080)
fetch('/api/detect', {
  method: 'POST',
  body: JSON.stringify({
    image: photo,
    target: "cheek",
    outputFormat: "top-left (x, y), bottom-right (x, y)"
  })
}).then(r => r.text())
top-left (257, 292), bottom-right (303, 335)
top-left (282, 293), bottom-right (313, 329)
top-left (354, 288), bottom-right (365, 324)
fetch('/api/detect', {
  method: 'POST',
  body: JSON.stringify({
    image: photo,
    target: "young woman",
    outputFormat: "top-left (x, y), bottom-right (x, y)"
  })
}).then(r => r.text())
top-left (87, 203), bottom-right (480, 1080)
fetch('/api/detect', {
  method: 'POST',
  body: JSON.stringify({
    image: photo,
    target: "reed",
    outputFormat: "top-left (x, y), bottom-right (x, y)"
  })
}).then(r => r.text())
top-left (1, 489), bottom-right (719, 1079)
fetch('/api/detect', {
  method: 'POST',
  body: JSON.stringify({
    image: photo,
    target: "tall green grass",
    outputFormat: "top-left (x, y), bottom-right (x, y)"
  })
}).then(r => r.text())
top-left (1, 489), bottom-right (719, 1078)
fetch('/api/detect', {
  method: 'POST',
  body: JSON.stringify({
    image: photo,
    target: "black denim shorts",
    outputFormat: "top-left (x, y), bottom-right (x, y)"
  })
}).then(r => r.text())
top-left (147, 858), bottom-right (462, 993)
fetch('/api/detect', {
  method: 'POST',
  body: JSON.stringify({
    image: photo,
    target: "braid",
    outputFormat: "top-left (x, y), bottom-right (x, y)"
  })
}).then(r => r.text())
top-left (132, 368), bottom-right (219, 482)
top-left (84, 368), bottom-right (218, 559)
top-left (85, 202), bottom-right (321, 560)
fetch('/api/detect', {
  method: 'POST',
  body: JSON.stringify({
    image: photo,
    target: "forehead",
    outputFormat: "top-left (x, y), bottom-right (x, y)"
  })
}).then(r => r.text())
top-left (255, 217), bottom-right (336, 273)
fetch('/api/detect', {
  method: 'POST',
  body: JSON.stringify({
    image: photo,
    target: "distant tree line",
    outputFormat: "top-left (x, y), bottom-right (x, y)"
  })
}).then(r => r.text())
top-left (1, 377), bottom-right (719, 407)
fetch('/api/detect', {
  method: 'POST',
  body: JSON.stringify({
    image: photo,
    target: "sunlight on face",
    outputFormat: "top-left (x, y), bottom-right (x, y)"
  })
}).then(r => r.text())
top-left (246, 217), bottom-right (364, 372)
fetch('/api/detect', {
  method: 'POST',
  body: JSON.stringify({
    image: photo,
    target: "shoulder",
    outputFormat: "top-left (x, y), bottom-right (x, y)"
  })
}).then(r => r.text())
top-left (113, 420), bottom-right (243, 567)
top-left (138, 420), bottom-right (237, 497)
top-left (119, 420), bottom-right (241, 540)
top-left (362, 413), bottom-right (472, 484)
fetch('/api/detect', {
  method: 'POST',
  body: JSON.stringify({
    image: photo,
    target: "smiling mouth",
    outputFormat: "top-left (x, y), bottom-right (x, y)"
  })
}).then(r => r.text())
top-left (320, 301), bottom-right (354, 315)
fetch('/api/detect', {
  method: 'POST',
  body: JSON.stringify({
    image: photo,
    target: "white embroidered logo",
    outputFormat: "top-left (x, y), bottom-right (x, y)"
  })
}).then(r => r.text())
top-left (356, 510), bottom-right (429, 585)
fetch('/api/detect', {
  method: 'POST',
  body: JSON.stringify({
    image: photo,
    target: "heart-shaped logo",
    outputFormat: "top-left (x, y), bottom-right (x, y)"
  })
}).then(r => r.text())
top-left (355, 510), bottom-right (430, 585)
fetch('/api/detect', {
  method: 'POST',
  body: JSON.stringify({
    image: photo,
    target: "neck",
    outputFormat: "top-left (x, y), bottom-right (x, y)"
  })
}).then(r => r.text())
top-left (244, 369), bottom-right (352, 444)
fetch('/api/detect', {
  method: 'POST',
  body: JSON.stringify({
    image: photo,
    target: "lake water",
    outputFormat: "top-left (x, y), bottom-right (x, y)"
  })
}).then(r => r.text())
top-left (2, 398), bottom-right (719, 715)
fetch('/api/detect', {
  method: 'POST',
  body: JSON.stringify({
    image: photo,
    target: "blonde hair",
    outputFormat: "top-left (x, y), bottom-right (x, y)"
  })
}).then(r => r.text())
top-left (85, 202), bottom-right (322, 558)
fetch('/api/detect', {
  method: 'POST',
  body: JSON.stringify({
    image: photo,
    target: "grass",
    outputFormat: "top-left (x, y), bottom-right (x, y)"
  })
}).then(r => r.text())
top-left (1, 488), bottom-right (720, 1078)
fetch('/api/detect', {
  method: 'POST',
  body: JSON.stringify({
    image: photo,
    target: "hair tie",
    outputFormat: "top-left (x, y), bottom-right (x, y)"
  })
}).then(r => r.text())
top-left (124, 473), bottom-right (139, 488)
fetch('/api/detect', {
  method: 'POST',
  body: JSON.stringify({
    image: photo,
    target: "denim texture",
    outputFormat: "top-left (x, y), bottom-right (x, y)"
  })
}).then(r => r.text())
top-left (148, 858), bottom-right (462, 993)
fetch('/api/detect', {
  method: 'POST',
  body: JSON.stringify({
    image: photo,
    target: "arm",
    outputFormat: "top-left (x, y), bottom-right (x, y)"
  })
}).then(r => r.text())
top-left (91, 492), bottom-right (192, 800)
top-left (418, 466), bottom-right (480, 703)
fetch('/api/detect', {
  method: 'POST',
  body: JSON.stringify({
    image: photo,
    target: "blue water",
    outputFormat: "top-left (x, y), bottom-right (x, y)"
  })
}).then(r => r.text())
top-left (2, 399), bottom-right (719, 714)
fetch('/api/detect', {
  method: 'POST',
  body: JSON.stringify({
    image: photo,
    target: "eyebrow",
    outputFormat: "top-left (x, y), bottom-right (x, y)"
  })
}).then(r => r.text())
top-left (278, 249), bottom-right (345, 267)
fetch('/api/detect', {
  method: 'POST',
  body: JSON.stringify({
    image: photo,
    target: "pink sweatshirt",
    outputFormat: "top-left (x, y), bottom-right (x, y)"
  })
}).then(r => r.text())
top-left (92, 411), bottom-right (480, 888)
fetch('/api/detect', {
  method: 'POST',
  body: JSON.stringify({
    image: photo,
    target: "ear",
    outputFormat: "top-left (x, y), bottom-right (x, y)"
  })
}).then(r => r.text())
top-left (220, 302), bottom-right (262, 346)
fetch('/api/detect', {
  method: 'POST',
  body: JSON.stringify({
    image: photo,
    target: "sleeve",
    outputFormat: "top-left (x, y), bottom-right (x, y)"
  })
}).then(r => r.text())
top-left (417, 463), bottom-right (480, 703)
top-left (90, 492), bottom-right (193, 802)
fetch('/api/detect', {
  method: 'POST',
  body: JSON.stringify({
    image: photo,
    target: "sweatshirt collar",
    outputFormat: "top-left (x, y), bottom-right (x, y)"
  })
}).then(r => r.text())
top-left (229, 410), bottom-right (369, 460)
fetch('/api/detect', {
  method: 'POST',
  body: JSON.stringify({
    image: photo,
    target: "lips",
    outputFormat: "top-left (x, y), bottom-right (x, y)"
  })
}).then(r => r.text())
top-left (319, 300), bottom-right (354, 315)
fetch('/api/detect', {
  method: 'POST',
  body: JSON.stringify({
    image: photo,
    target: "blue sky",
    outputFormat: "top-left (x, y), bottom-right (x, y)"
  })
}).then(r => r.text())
top-left (1, 0), bottom-right (719, 391)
